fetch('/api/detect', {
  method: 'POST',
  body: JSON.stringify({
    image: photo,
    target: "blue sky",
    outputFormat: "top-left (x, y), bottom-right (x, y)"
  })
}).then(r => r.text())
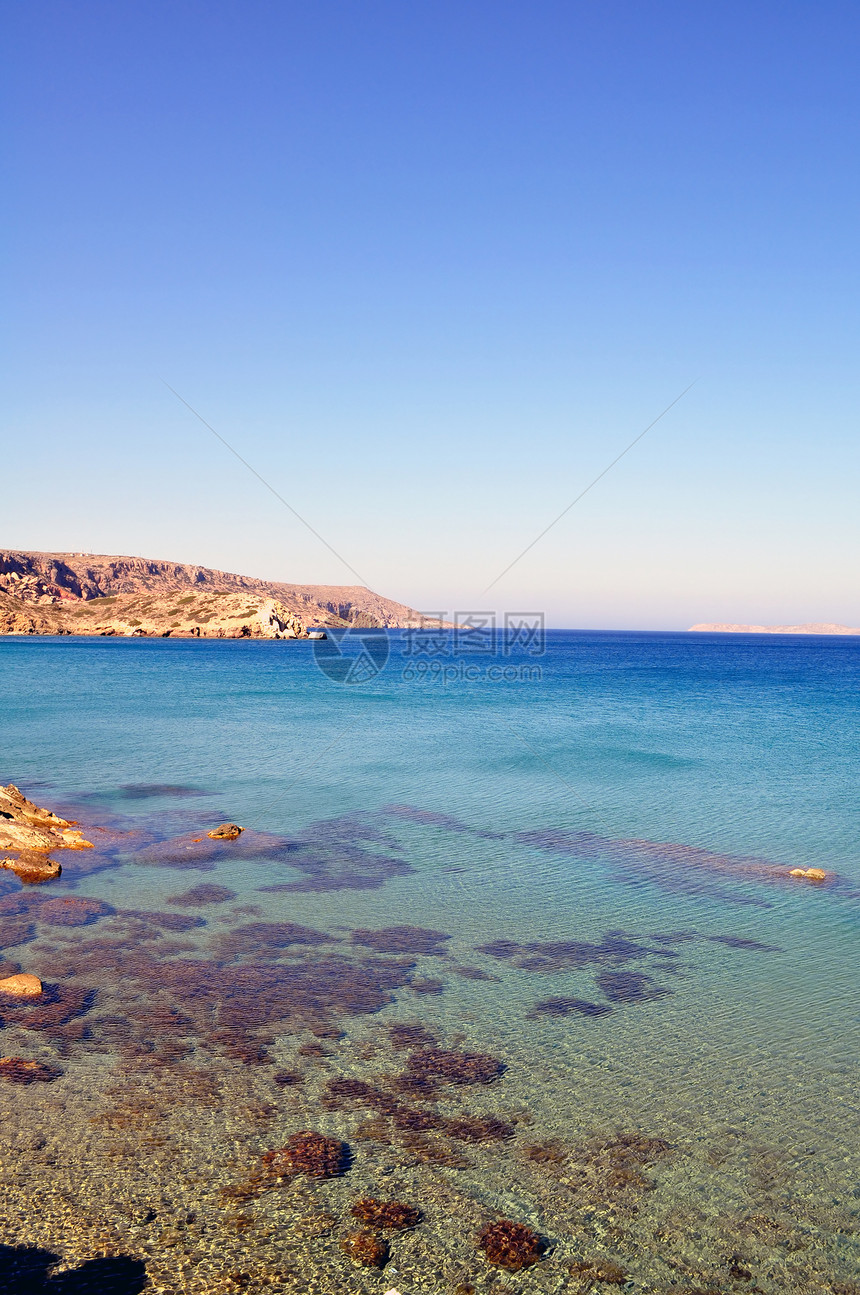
top-left (3, 1), bottom-right (858, 626)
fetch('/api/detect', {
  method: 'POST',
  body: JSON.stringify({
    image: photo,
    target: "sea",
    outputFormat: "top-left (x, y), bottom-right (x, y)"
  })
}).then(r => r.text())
top-left (0, 630), bottom-right (857, 1294)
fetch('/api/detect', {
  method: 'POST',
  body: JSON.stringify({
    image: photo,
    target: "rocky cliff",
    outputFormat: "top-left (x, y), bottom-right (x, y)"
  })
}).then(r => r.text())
top-left (0, 551), bottom-right (424, 638)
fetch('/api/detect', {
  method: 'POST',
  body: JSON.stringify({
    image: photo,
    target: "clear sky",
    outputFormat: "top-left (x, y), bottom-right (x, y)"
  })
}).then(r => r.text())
top-left (3, 1), bottom-right (858, 627)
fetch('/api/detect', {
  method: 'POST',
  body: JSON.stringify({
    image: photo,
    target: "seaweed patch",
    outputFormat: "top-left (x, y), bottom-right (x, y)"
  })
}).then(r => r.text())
top-left (705, 934), bottom-right (782, 952)
top-left (0, 982), bottom-right (95, 1031)
top-left (167, 883), bottom-right (237, 906)
top-left (476, 931), bottom-right (661, 973)
top-left (350, 1198), bottom-right (421, 1230)
top-left (256, 814), bottom-right (414, 893)
top-left (116, 909), bottom-right (205, 932)
top-left (338, 1231), bottom-right (389, 1267)
top-left (262, 1131), bottom-right (351, 1179)
top-left (208, 922), bottom-right (333, 960)
top-left (388, 1023), bottom-right (438, 1050)
top-left (405, 1047), bottom-right (505, 1086)
top-left (444, 1115), bottom-right (515, 1143)
top-left (0, 1056), bottom-right (64, 1084)
top-left (568, 1256), bottom-right (628, 1286)
top-left (477, 1219), bottom-right (546, 1271)
top-left (407, 976), bottom-right (446, 995)
top-left (527, 997), bottom-right (612, 1019)
top-left (118, 784), bottom-right (207, 799)
top-left (350, 926), bottom-right (450, 955)
top-left (38, 897), bottom-right (114, 927)
top-left (595, 971), bottom-right (672, 1004)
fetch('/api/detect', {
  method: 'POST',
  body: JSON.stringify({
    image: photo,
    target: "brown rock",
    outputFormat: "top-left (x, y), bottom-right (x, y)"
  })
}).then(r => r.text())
top-left (0, 782), bottom-right (69, 831)
top-left (57, 828), bottom-right (94, 849)
top-left (789, 867), bottom-right (828, 882)
top-left (207, 823), bottom-right (244, 840)
top-left (0, 852), bottom-right (62, 883)
top-left (0, 974), bottom-right (43, 997)
top-left (0, 784), bottom-right (92, 875)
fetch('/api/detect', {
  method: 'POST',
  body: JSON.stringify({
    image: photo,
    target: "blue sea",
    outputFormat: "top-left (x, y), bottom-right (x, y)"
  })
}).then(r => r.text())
top-left (0, 631), bottom-right (858, 1293)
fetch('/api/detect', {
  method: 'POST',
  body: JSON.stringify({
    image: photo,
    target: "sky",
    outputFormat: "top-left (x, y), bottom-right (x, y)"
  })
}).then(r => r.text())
top-left (3, 1), bottom-right (859, 627)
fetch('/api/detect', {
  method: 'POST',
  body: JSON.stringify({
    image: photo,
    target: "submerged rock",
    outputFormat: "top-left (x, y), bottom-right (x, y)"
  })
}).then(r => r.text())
top-left (0, 851), bottom-right (62, 883)
top-left (0, 974), bottom-right (43, 997)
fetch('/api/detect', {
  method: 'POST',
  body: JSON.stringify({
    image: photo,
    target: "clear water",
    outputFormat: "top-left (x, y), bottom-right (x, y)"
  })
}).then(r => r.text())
top-left (0, 632), bottom-right (858, 1294)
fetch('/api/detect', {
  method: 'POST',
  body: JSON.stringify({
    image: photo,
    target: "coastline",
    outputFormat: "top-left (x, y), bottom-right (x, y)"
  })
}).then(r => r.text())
top-left (689, 621), bottom-right (860, 634)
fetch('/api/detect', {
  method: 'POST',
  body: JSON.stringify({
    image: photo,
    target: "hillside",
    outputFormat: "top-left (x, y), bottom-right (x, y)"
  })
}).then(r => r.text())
top-left (0, 550), bottom-right (424, 638)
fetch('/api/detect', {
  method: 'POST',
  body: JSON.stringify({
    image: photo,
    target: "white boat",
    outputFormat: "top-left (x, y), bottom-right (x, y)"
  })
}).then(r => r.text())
top-left (307, 630), bottom-right (327, 640)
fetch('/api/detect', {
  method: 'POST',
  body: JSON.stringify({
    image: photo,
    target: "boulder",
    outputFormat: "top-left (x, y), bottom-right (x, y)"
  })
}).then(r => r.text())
top-left (207, 823), bottom-right (244, 841)
top-left (0, 974), bottom-right (43, 997)
top-left (0, 852), bottom-right (62, 883)
top-left (0, 784), bottom-right (93, 858)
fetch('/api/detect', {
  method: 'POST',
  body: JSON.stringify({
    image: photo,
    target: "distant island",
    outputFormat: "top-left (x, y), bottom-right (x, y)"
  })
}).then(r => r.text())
top-left (0, 550), bottom-right (423, 639)
top-left (689, 622), bottom-right (860, 635)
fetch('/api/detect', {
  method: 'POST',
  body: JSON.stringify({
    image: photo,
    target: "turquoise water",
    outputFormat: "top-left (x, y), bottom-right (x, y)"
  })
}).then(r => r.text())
top-left (0, 632), bottom-right (858, 1293)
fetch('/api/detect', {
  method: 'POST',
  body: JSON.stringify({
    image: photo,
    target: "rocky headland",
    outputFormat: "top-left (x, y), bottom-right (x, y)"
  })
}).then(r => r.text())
top-left (0, 783), bottom-right (93, 883)
top-left (0, 587), bottom-right (305, 640)
top-left (0, 550), bottom-right (424, 639)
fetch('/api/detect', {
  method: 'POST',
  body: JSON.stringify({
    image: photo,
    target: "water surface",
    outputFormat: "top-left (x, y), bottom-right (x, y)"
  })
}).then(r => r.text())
top-left (0, 632), bottom-right (857, 1293)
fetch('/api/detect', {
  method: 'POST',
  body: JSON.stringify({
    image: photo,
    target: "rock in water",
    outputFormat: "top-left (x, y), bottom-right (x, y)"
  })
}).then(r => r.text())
top-left (207, 823), bottom-right (244, 840)
top-left (0, 851), bottom-right (63, 883)
top-left (0, 783), bottom-right (92, 882)
top-left (0, 974), bottom-right (43, 997)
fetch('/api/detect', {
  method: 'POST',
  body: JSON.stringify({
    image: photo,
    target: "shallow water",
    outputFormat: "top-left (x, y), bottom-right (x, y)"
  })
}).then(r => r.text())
top-left (0, 632), bottom-right (858, 1293)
